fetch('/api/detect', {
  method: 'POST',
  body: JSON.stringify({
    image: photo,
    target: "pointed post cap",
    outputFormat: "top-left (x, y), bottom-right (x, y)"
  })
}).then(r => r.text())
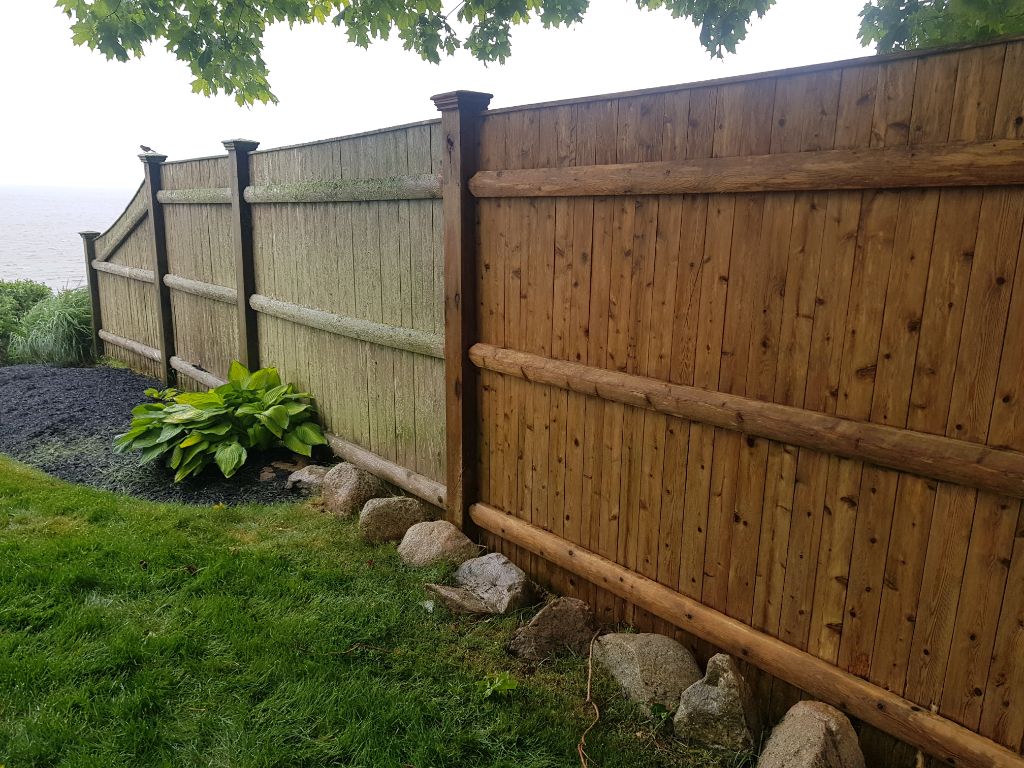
top-left (79, 230), bottom-right (101, 240)
top-left (139, 152), bottom-right (168, 164)
top-left (431, 90), bottom-right (492, 113)
top-left (223, 139), bottom-right (260, 152)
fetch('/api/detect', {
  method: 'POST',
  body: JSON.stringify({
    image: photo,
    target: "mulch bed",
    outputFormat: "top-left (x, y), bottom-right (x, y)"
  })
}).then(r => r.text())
top-left (0, 364), bottom-right (305, 505)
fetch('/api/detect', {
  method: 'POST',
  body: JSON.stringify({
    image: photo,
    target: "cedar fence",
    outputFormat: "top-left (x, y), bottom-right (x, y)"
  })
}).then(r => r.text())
top-left (82, 38), bottom-right (1024, 768)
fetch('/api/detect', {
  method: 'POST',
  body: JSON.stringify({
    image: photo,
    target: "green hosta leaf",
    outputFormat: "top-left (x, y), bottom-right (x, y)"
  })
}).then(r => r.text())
top-left (200, 422), bottom-right (233, 436)
top-left (132, 403), bottom-right (165, 417)
top-left (179, 432), bottom-right (205, 448)
top-left (139, 444), bottom-right (169, 465)
top-left (215, 441), bottom-right (247, 478)
top-left (175, 391), bottom-right (225, 408)
top-left (293, 421), bottom-right (327, 446)
top-left (262, 384), bottom-right (289, 405)
top-left (281, 431), bottom-right (312, 457)
top-left (228, 360), bottom-right (250, 384)
top-left (169, 443), bottom-right (184, 469)
top-left (245, 367), bottom-right (281, 391)
top-left (282, 402), bottom-right (311, 416)
top-left (264, 405), bottom-right (289, 429)
top-left (256, 413), bottom-right (283, 438)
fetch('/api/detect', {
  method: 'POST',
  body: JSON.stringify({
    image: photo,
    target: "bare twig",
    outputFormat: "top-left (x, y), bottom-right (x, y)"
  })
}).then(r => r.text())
top-left (577, 631), bottom-right (602, 768)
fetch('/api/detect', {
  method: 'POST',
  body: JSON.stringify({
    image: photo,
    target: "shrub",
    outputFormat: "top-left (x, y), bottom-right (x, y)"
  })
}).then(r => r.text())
top-left (9, 288), bottom-right (93, 367)
top-left (0, 280), bottom-right (52, 364)
top-left (114, 361), bottom-right (328, 482)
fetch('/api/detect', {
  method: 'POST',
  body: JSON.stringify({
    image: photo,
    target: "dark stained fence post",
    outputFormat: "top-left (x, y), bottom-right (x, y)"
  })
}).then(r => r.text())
top-left (223, 139), bottom-right (261, 370)
top-left (431, 90), bottom-right (492, 530)
top-left (79, 230), bottom-right (103, 360)
top-left (140, 152), bottom-right (175, 385)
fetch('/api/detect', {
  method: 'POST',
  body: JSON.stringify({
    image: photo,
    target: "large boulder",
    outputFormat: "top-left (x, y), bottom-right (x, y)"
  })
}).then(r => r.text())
top-left (593, 633), bottom-right (702, 713)
top-left (757, 701), bottom-right (864, 768)
top-left (398, 520), bottom-right (479, 567)
top-left (508, 597), bottom-right (598, 660)
top-left (286, 464), bottom-right (330, 494)
top-left (321, 462), bottom-right (389, 517)
top-left (674, 653), bottom-right (759, 751)
top-left (359, 496), bottom-right (438, 543)
top-left (426, 553), bottom-right (537, 614)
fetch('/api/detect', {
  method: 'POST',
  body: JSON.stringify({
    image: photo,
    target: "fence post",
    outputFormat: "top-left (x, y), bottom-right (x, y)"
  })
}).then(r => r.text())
top-left (223, 139), bottom-right (261, 370)
top-left (431, 90), bottom-right (492, 529)
top-left (139, 152), bottom-right (175, 384)
top-left (79, 230), bottom-right (102, 360)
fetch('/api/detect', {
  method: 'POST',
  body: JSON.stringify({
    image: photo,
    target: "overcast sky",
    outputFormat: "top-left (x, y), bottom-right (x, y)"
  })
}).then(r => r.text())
top-left (0, 1), bottom-right (871, 191)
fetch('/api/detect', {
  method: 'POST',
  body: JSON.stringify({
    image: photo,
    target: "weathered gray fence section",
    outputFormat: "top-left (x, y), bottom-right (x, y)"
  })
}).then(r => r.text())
top-left (84, 120), bottom-right (446, 488)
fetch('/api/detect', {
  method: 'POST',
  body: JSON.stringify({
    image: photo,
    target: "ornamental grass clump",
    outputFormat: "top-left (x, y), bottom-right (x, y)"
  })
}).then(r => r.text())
top-left (114, 361), bottom-right (328, 482)
top-left (0, 280), bottom-right (53, 364)
top-left (9, 287), bottom-right (92, 367)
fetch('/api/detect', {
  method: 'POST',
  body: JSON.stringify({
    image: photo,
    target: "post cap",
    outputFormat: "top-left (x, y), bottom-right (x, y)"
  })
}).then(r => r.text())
top-left (139, 152), bottom-right (168, 164)
top-left (431, 90), bottom-right (493, 113)
top-left (79, 230), bottom-right (101, 240)
top-left (223, 139), bottom-right (260, 152)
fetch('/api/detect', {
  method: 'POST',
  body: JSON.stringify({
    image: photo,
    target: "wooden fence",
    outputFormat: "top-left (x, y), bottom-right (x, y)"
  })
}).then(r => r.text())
top-left (83, 38), bottom-right (1024, 768)
top-left (83, 121), bottom-right (447, 502)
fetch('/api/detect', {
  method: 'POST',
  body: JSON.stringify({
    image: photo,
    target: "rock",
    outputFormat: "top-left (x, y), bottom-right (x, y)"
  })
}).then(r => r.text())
top-left (259, 466), bottom-right (277, 482)
top-left (757, 701), bottom-right (864, 768)
top-left (286, 464), bottom-right (330, 493)
top-left (508, 597), bottom-right (598, 660)
top-left (358, 496), bottom-right (438, 543)
top-left (593, 633), bottom-right (702, 713)
top-left (674, 653), bottom-right (759, 751)
top-left (425, 553), bottom-right (537, 614)
top-left (321, 462), bottom-right (389, 517)
top-left (397, 520), bottom-right (479, 567)
top-left (424, 583), bottom-right (491, 614)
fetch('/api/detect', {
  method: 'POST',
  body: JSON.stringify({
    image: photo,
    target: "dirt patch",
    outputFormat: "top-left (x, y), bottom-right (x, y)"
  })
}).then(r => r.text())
top-left (0, 364), bottom-right (306, 505)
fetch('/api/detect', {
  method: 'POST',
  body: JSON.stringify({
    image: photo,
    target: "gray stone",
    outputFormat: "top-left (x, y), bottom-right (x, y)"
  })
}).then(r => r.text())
top-left (593, 633), bottom-right (702, 713)
top-left (424, 553), bottom-right (536, 615)
top-left (358, 496), bottom-right (438, 543)
top-left (424, 583), bottom-right (491, 614)
top-left (285, 464), bottom-right (330, 493)
top-left (508, 597), bottom-right (598, 661)
top-left (674, 653), bottom-right (759, 751)
top-left (397, 520), bottom-right (480, 567)
top-left (757, 701), bottom-right (864, 768)
top-left (321, 462), bottom-right (389, 517)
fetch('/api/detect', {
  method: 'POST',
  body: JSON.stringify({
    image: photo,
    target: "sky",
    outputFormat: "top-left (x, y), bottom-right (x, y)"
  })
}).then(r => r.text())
top-left (0, 0), bottom-right (871, 191)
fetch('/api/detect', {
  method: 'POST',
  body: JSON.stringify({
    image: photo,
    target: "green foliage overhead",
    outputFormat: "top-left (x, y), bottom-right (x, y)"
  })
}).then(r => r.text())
top-left (114, 361), bottom-right (328, 481)
top-left (58, 0), bottom-right (1023, 107)
top-left (9, 288), bottom-right (93, 367)
top-left (859, 0), bottom-right (1024, 52)
top-left (0, 280), bottom-right (52, 365)
top-left (56, 0), bottom-right (780, 105)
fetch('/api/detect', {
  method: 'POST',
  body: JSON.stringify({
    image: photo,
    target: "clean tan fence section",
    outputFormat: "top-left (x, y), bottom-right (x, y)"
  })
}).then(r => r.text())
top-left (453, 38), bottom-right (1024, 768)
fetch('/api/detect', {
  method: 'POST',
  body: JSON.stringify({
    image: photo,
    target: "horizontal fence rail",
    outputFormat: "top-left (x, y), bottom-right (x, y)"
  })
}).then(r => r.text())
top-left (469, 140), bottom-right (1024, 198)
top-left (243, 174), bottom-right (441, 204)
top-left (250, 294), bottom-right (445, 358)
top-left (163, 274), bottom-right (237, 304)
top-left (157, 188), bottom-right (231, 205)
top-left (470, 343), bottom-right (1024, 498)
top-left (98, 330), bottom-right (161, 362)
top-left (91, 260), bottom-right (155, 283)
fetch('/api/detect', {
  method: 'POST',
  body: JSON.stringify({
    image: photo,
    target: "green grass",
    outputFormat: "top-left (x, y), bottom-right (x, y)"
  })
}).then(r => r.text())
top-left (0, 457), bottom-right (739, 768)
top-left (9, 288), bottom-right (93, 366)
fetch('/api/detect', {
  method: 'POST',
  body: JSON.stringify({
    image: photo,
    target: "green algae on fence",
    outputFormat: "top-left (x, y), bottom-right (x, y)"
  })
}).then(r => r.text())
top-left (244, 174), bottom-right (441, 204)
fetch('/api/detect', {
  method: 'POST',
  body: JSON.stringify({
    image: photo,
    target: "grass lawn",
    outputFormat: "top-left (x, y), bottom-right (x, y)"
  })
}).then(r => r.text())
top-left (0, 457), bottom-right (740, 768)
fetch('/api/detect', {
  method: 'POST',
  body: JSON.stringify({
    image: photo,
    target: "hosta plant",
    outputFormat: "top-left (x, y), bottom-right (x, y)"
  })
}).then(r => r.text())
top-left (114, 361), bottom-right (328, 482)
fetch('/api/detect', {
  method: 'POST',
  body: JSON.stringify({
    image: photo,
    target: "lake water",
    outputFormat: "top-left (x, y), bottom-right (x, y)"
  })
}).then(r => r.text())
top-left (0, 186), bottom-right (136, 290)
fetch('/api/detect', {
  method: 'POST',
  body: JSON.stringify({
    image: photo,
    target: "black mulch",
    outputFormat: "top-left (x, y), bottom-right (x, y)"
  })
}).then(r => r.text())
top-left (0, 364), bottom-right (307, 505)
